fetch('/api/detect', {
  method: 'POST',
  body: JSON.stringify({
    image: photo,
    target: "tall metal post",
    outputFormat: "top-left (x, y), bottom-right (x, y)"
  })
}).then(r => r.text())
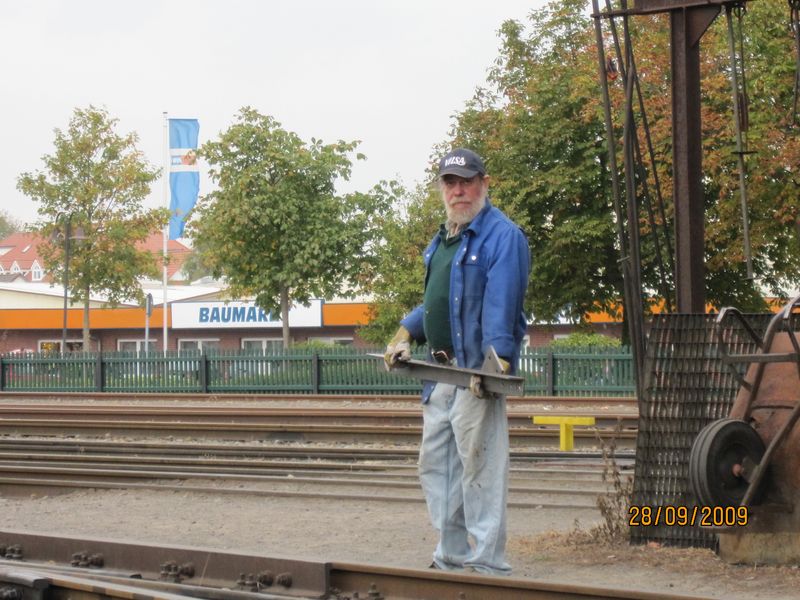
top-left (671, 6), bottom-right (719, 312)
top-left (632, 1), bottom-right (739, 311)
top-left (144, 293), bottom-right (152, 353)
top-left (61, 216), bottom-right (71, 354)
top-left (162, 112), bottom-right (170, 355)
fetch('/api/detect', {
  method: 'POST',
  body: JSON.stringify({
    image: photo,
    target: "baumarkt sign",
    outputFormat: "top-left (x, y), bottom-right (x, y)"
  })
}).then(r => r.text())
top-left (171, 300), bottom-right (322, 329)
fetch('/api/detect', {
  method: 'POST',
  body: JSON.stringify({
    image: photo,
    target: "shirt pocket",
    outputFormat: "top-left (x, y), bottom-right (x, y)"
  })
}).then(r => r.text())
top-left (462, 251), bottom-right (487, 300)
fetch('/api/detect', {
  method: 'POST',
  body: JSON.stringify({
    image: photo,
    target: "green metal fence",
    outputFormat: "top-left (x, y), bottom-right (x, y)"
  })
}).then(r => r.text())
top-left (0, 347), bottom-right (635, 396)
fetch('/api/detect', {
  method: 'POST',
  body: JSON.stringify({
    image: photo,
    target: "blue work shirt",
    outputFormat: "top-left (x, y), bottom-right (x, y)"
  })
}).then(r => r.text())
top-left (401, 200), bottom-right (530, 402)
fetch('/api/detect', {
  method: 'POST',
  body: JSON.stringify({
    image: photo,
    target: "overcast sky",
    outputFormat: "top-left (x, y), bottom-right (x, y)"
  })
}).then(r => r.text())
top-left (0, 1), bottom-right (548, 229)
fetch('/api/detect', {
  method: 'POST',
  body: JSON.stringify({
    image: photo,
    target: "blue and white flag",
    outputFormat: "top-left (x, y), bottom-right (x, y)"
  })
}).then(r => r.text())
top-left (168, 118), bottom-right (200, 240)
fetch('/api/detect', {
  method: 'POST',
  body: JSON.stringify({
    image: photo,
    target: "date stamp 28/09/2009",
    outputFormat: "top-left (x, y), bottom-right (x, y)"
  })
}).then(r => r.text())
top-left (628, 505), bottom-right (749, 528)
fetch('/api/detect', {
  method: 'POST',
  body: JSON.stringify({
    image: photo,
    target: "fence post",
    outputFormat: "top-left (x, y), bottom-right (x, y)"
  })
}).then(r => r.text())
top-left (312, 352), bottom-right (320, 394)
top-left (94, 352), bottom-right (104, 391)
top-left (0, 357), bottom-right (4, 391)
top-left (546, 351), bottom-right (555, 396)
top-left (200, 353), bottom-right (209, 393)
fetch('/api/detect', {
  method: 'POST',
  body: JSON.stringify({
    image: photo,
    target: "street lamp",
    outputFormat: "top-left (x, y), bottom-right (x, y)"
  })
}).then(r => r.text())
top-left (55, 214), bottom-right (87, 354)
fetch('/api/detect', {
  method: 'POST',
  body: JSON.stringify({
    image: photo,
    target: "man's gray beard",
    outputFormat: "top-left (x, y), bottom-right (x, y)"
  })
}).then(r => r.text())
top-left (444, 196), bottom-right (486, 227)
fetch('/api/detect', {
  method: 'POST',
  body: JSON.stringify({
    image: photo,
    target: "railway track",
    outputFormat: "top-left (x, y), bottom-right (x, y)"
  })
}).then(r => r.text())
top-left (0, 530), bottom-right (718, 600)
top-left (0, 394), bottom-right (636, 505)
top-left (0, 390), bottom-right (637, 408)
top-left (0, 395), bottom-right (717, 600)
top-left (0, 401), bottom-right (637, 448)
top-left (0, 437), bottom-right (633, 510)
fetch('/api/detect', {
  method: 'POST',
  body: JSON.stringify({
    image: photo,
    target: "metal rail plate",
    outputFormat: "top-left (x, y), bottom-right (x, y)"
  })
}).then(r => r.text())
top-left (0, 530), bottom-right (721, 600)
top-left (368, 348), bottom-right (524, 396)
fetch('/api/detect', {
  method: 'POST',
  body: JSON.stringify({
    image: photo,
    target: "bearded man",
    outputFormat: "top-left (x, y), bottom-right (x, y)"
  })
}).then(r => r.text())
top-left (384, 148), bottom-right (530, 575)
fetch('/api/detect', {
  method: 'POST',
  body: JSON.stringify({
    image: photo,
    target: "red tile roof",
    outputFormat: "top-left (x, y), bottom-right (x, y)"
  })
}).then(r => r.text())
top-left (0, 231), bottom-right (191, 282)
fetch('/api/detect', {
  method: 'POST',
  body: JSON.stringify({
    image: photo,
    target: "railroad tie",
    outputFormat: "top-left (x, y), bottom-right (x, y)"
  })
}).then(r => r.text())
top-left (532, 415), bottom-right (596, 451)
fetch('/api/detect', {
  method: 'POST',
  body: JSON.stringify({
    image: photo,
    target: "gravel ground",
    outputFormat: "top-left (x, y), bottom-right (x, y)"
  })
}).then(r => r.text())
top-left (0, 396), bottom-right (795, 599)
top-left (0, 486), bottom-right (798, 599)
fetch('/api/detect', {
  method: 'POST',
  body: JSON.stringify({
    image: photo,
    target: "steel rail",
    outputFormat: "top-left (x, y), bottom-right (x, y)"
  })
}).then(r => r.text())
top-left (0, 476), bottom-right (605, 510)
top-left (0, 403), bottom-right (637, 422)
top-left (0, 476), bottom-right (603, 510)
top-left (0, 530), bottom-right (717, 600)
top-left (0, 391), bottom-right (637, 406)
top-left (0, 417), bottom-right (636, 448)
top-left (0, 449), bottom-right (627, 479)
top-left (0, 437), bottom-right (635, 461)
top-left (0, 564), bottom-right (301, 600)
top-left (0, 405), bottom-right (637, 436)
top-left (0, 462), bottom-right (609, 496)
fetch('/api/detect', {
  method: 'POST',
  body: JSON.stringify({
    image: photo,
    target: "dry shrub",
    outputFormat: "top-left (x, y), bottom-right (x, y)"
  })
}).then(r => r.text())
top-left (590, 423), bottom-right (633, 543)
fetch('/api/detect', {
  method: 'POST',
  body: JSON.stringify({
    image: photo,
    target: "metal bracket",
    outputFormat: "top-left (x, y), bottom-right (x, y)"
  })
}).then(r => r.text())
top-left (371, 346), bottom-right (524, 397)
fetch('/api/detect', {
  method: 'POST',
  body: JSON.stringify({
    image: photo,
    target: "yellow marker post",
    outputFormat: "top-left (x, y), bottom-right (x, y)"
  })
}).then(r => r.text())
top-left (532, 415), bottom-right (596, 451)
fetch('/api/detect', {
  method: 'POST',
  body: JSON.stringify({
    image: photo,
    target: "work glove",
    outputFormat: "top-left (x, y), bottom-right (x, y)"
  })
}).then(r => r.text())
top-left (469, 357), bottom-right (510, 398)
top-left (384, 325), bottom-right (412, 370)
top-left (497, 357), bottom-right (510, 374)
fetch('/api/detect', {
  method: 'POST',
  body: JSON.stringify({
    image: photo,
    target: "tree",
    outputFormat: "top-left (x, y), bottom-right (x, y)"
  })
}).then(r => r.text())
top-left (359, 181), bottom-right (442, 344)
top-left (178, 237), bottom-right (215, 282)
top-left (191, 107), bottom-right (388, 348)
top-left (0, 210), bottom-right (21, 239)
top-left (444, 0), bottom-right (800, 322)
top-left (452, 0), bottom-right (624, 324)
top-left (365, 0), bottom-right (799, 345)
top-left (17, 106), bottom-right (166, 350)
top-left (699, 0), bottom-right (800, 307)
top-left (548, 331), bottom-right (621, 351)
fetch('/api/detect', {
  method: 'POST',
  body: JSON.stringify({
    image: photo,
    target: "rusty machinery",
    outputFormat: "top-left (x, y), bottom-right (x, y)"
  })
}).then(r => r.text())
top-left (689, 296), bottom-right (800, 562)
top-left (592, 0), bottom-right (800, 562)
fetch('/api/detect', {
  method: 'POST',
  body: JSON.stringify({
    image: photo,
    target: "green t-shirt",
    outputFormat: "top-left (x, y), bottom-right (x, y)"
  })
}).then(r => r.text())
top-left (423, 228), bottom-right (461, 351)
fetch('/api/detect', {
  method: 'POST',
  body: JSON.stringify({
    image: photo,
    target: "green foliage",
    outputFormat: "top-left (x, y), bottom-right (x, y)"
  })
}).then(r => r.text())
top-left (448, 0), bottom-right (623, 323)
top-left (178, 237), bottom-right (214, 282)
top-left (358, 181), bottom-right (442, 344)
top-left (290, 340), bottom-right (349, 351)
top-left (548, 332), bottom-right (621, 351)
top-left (443, 0), bottom-right (800, 320)
top-left (17, 106), bottom-right (167, 345)
top-left (191, 107), bottom-right (389, 346)
top-left (0, 210), bottom-right (21, 239)
top-left (699, 0), bottom-right (800, 309)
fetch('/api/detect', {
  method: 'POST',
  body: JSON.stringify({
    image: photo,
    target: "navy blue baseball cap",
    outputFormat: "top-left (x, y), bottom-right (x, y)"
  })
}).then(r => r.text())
top-left (438, 148), bottom-right (486, 178)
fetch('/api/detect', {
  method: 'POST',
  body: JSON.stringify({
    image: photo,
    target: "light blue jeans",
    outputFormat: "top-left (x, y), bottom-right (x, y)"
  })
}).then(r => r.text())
top-left (419, 382), bottom-right (511, 575)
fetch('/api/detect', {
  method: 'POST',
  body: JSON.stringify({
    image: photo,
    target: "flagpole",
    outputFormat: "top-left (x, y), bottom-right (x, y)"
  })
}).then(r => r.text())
top-left (162, 112), bottom-right (169, 356)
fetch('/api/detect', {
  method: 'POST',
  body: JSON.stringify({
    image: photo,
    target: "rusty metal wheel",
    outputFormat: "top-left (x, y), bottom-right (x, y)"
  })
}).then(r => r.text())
top-left (689, 418), bottom-right (766, 507)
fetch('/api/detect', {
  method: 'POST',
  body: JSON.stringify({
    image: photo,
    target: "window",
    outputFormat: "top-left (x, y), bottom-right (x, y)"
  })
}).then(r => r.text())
top-left (10, 262), bottom-right (21, 273)
top-left (178, 338), bottom-right (220, 353)
top-left (239, 338), bottom-right (284, 377)
top-left (307, 337), bottom-right (353, 346)
top-left (241, 338), bottom-right (283, 353)
top-left (117, 339), bottom-right (158, 354)
top-left (31, 261), bottom-right (43, 281)
top-left (38, 339), bottom-right (83, 353)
